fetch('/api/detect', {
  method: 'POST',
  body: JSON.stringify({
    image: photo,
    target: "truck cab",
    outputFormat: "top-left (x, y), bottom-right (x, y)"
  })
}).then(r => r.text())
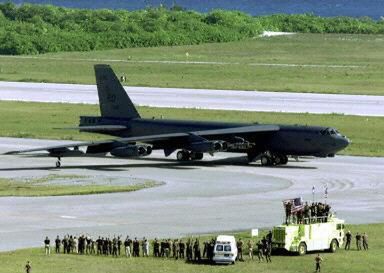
top-left (272, 216), bottom-right (345, 255)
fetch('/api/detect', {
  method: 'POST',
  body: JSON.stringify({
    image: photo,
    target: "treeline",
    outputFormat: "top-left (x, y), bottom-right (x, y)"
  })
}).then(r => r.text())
top-left (0, 3), bottom-right (383, 55)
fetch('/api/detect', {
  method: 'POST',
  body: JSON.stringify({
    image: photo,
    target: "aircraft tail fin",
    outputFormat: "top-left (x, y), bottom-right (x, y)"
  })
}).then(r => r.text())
top-left (94, 64), bottom-right (140, 119)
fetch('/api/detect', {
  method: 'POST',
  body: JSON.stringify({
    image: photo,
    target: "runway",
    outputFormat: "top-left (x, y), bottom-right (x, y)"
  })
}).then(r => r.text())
top-left (1, 81), bottom-right (384, 116)
top-left (0, 137), bottom-right (383, 251)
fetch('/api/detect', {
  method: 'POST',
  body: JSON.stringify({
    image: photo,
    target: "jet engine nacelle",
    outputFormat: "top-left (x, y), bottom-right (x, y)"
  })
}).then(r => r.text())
top-left (189, 140), bottom-right (228, 153)
top-left (110, 145), bottom-right (152, 158)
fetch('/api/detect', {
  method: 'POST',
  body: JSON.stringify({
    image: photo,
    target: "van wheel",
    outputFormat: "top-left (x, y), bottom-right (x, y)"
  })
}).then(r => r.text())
top-left (298, 242), bottom-right (307, 255)
top-left (329, 239), bottom-right (338, 253)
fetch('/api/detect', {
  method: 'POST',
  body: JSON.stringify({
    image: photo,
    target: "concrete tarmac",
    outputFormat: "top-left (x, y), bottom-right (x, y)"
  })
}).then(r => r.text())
top-left (0, 137), bottom-right (383, 251)
top-left (1, 81), bottom-right (384, 116)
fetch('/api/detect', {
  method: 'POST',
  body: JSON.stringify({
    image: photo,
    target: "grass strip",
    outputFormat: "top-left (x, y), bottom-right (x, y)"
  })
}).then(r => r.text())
top-left (0, 223), bottom-right (382, 273)
top-left (0, 178), bottom-right (160, 197)
top-left (1, 33), bottom-right (384, 95)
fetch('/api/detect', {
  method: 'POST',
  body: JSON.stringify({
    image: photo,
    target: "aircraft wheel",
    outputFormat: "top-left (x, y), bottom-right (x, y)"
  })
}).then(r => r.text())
top-left (298, 242), bottom-right (307, 256)
top-left (191, 152), bottom-right (203, 160)
top-left (280, 154), bottom-right (288, 165)
top-left (176, 150), bottom-right (190, 161)
top-left (55, 160), bottom-right (61, 168)
top-left (272, 154), bottom-right (281, 165)
top-left (260, 155), bottom-right (271, 166)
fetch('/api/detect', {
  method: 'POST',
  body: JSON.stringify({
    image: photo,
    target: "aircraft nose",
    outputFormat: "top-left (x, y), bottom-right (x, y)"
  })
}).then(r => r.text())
top-left (338, 136), bottom-right (350, 149)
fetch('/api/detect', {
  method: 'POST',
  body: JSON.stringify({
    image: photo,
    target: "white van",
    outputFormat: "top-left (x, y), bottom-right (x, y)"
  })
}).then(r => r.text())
top-left (213, 235), bottom-right (238, 264)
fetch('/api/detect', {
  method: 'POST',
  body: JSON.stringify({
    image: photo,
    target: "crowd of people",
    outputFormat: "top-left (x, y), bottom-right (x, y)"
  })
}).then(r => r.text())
top-left (285, 201), bottom-right (332, 225)
top-left (43, 232), bottom-right (274, 263)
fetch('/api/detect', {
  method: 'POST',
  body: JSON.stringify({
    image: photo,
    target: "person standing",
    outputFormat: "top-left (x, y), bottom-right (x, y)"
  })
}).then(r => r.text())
top-left (356, 232), bottom-right (362, 250)
top-left (124, 236), bottom-right (131, 257)
top-left (362, 232), bottom-right (369, 250)
top-left (256, 240), bottom-right (264, 262)
top-left (25, 261), bottom-right (32, 273)
top-left (237, 238), bottom-right (244, 261)
top-left (55, 235), bottom-right (61, 254)
top-left (345, 231), bottom-right (352, 250)
top-left (44, 236), bottom-right (51, 256)
top-left (315, 254), bottom-right (323, 272)
top-left (247, 240), bottom-right (253, 259)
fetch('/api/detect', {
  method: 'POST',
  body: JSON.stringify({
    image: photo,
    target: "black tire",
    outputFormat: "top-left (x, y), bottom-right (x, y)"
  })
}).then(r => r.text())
top-left (298, 242), bottom-right (307, 256)
top-left (192, 152), bottom-right (203, 160)
top-left (329, 239), bottom-right (338, 253)
top-left (176, 150), bottom-right (190, 161)
top-left (260, 155), bottom-right (271, 166)
top-left (280, 154), bottom-right (288, 165)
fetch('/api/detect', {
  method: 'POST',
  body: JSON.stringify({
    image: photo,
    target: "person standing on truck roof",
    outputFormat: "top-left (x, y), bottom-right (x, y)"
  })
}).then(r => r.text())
top-left (285, 201), bottom-right (292, 224)
top-left (356, 232), bottom-right (362, 250)
top-left (345, 231), bottom-right (352, 250)
top-left (315, 254), bottom-right (323, 272)
top-left (304, 202), bottom-right (310, 224)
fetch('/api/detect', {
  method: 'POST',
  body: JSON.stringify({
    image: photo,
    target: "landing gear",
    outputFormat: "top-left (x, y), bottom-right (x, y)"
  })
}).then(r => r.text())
top-left (176, 150), bottom-right (190, 161)
top-left (191, 152), bottom-right (204, 160)
top-left (55, 157), bottom-right (61, 168)
top-left (260, 155), bottom-right (272, 166)
top-left (176, 151), bottom-right (204, 161)
top-left (259, 152), bottom-right (289, 166)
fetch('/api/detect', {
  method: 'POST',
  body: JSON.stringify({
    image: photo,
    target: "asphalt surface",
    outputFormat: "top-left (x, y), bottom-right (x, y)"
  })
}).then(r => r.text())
top-left (0, 137), bottom-right (383, 251)
top-left (1, 81), bottom-right (384, 116)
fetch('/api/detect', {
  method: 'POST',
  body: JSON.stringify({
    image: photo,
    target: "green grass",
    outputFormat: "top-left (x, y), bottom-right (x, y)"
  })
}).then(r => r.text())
top-left (0, 223), bottom-right (382, 273)
top-left (0, 101), bottom-right (383, 157)
top-left (0, 176), bottom-right (160, 197)
top-left (1, 33), bottom-right (384, 95)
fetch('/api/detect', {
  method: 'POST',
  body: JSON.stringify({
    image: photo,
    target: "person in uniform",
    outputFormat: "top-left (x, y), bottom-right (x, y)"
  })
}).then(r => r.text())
top-left (179, 239), bottom-right (185, 259)
top-left (315, 254), bottom-right (323, 272)
top-left (62, 236), bottom-right (68, 254)
top-left (55, 235), bottom-right (61, 254)
top-left (44, 236), bottom-right (50, 256)
top-left (304, 202), bottom-right (311, 224)
top-left (285, 201), bottom-right (292, 224)
top-left (256, 240), bottom-right (264, 262)
top-left (247, 240), bottom-right (253, 259)
top-left (345, 231), bottom-right (352, 250)
top-left (356, 232), bottom-right (362, 250)
top-left (237, 238), bottom-right (244, 261)
top-left (265, 242), bottom-right (272, 263)
top-left (153, 238), bottom-right (160, 257)
top-left (193, 239), bottom-right (201, 261)
top-left (25, 261), bottom-right (32, 273)
top-left (362, 232), bottom-right (368, 250)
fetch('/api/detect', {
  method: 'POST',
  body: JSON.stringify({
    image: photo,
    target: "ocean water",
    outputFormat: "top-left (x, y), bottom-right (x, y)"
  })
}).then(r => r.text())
top-left (1, 0), bottom-right (383, 19)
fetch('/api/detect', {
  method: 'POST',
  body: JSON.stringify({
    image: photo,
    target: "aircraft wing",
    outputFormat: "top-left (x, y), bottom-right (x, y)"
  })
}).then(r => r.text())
top-left (4, 124), bottom-right (279, 155)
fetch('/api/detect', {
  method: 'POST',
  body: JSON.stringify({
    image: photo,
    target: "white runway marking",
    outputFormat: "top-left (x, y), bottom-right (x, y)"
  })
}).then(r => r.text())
top-left (0, 55), bottom-right (363, 68)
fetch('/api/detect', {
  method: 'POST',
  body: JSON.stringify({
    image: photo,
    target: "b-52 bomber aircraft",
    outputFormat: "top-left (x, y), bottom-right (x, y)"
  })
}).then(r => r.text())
top-left (6, 64), bottom-right (350, 167)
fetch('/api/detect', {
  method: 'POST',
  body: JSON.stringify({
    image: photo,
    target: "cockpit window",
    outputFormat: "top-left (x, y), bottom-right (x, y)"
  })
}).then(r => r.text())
top-left (320, 128), bottom-right (339, 136)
